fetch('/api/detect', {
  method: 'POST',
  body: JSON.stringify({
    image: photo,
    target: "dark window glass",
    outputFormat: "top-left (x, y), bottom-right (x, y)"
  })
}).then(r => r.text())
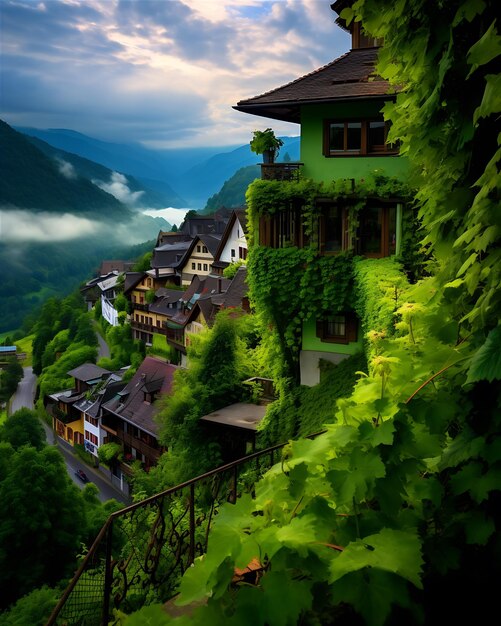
top-left (359, 207), bottom-right (383, 255)
top-left (324, 206), bottom-right (344, 253)
top-left (368, 121), bottom-right (385, 151)
top-left (329, 123), bottom-right (344, 151)
top-left (388, 206), bottom-right (397, 255)
top-left (346, 122), bottom-right (362, 150)
top-left (326, 315), bottom-right (346, 338)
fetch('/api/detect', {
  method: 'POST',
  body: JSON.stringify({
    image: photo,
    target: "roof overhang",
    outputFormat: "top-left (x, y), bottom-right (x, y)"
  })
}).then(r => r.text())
top-left (233, 94), bottom-right (393, 124)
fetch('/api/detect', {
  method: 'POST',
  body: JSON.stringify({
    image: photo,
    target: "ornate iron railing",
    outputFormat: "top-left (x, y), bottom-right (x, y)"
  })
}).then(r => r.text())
top-left (46, 438), bottom-right (311, 626)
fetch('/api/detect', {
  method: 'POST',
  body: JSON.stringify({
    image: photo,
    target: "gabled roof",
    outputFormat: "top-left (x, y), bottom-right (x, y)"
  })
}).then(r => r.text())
top-left (151, 240), bottom-right (192, 270)
top-left (179, 234), bottom-right (222, 271)
top-left (67, 363), bottom-right (111, 383)
top-left (81, 271), bottom-right (118, 292)
top-left (149, 289), bottom-right (184, 315)
top-left (99, 260), bottom-right (134, 275)
top-left (234, 48), bottom-right (391, 123)
top-left (211, 266), bottom-right (249, 309)
top-left (102, 356), bottom-right (177, 436)
top-left (124, 272), bottom-right (146, 294)
top-left (213, 209), bottom-right (248, 264)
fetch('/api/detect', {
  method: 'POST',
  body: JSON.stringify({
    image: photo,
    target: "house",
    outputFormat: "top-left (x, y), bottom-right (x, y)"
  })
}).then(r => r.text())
top-left (80, 271), bottom-right (120, 311)
top-left (98, 272), bottom-right (123, 326)
top-left (234, 0), bottom-right (408, 386)
top-left (46, 363), bottom-right (112, 446)
top-left (211, 209), bottom-right (249, 276)
top-left (98, 260), bottom-right (134, 276)
top-left (179, 234), bottom-right (222, 286)
top-left (100, 356), bottom-right (178, 494)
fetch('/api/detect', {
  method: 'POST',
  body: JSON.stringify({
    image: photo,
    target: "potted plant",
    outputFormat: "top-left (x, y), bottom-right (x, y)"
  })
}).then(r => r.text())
top-left (250, 128), bottom-right (284, 164)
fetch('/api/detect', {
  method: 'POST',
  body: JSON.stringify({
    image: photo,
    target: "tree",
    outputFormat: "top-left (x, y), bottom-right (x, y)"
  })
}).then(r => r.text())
top-left (0, 446), bottom-right (86, 608)
top-left (0, 358), bottom-right (23, 403)
top-left (0, 408), bottom-right (45, 450)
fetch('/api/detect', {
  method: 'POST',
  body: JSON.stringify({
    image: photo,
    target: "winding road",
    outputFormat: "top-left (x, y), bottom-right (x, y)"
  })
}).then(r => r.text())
top-left (8, 347), bottom-right (129, 505)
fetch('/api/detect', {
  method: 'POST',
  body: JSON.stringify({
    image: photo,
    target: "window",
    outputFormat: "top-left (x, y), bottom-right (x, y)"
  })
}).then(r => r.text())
top-left (318, 204), bottom-right (348, 254)
top-left (316, 312), bottom-right (357, 344)
top-left (239, 246), bottom-right (248, 259)
top-left (191, 262), bottom-right (196, 270)
top-left (258, 204), bottom-right (305, 249)
top-left (203, 263), bottom-right (208, 271)
top-left (324, 119), bottom-right (397, 156)
top-left (202, 246), bottom-right (208, 253)
top-left (357, 206), bottom-right (396, 257)
top-left (231, 249), bottom-right (236, 257)
top-left (196, 245), bottom-right (201, 253)
top-left (85, 430), bottom-right (98, 445)
top-left (86, 416), bottom-right (98, 427)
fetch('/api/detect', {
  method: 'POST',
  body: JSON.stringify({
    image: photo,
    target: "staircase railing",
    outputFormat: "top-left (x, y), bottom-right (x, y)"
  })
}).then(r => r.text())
top-left (46, 437), bottom-right (317, 626)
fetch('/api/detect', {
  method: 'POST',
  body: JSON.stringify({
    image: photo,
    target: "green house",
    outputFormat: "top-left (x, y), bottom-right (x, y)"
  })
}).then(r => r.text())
top-left (235, 0), bottom-right (411, 386)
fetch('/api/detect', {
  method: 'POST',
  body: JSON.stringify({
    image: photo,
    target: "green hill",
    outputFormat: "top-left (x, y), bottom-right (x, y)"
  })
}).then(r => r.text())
top-left (0, 119), bottom-right (129, 220)
top-left (203, 164), bottom-right (260, 212)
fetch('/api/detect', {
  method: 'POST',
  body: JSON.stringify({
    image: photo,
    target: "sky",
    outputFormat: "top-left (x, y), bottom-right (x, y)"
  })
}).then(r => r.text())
top-left (0, 0), bottom-right (350, 149)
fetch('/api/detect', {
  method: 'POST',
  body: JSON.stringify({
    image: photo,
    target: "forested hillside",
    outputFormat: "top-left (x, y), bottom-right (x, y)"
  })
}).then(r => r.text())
top-left (0, 120), bottom-right (128, 218)
top-left (203, 165), bottom-right (260, 212)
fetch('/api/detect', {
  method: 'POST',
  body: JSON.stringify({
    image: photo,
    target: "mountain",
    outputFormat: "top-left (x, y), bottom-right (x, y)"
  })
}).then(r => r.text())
top-left (203, 165), bottom-right (261, 213)
top-left (25, 135), bottom-right (187, 209)
top-left (164, 137), bottom-right (300, 207)
top-left (0, 120), bottom-right (129, 219)
top-left (15, 125), bottom-right (301, 209)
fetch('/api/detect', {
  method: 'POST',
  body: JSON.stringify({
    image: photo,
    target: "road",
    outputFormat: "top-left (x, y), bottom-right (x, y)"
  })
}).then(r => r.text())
top-left (10, 365), bottom-right (129, 505)
top-left (9, 365), bottom-right (37, 413)
top-left (95, 326), bottom-right (111, 359)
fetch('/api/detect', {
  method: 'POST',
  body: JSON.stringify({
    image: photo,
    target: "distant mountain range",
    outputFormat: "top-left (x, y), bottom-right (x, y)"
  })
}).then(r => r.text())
top-left (15, 125), bottom-right (301, 208)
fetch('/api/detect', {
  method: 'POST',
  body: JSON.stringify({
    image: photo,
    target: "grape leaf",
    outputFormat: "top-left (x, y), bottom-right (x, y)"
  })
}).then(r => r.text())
top-left (329, 528), bottom-right (423, 588)
top-left (466, 326), bottom-right (501, 383)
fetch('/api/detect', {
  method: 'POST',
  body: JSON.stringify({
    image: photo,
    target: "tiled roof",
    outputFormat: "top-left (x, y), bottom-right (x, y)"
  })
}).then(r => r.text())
top-left (151, 240), bottom-right (192, 270)
top-left (99, 260), bottom-right (134, 275)
top-left (211, 266), bottom-right (249, 309)
top-left (67, 363), bottom-right (111, 382)
top-left (124, 272), bottom-right (146, 294)
top-left (234, 48), bottom-right (392, 123)
top-left (103, 356), bottom-right (177, 436)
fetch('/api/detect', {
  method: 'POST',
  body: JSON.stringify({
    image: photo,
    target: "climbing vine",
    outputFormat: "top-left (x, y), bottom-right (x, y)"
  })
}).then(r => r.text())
top-left (118, 1), bottom-right (500, 624)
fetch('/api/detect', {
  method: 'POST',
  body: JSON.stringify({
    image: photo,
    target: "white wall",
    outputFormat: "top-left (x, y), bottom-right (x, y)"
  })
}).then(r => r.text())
top-left (220, 218), bottom-right (247, 263)
top-left (101, 295), bottom-right (119, 326)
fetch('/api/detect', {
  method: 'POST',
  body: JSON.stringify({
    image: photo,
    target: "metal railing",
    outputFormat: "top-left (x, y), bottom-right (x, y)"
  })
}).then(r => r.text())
top-left (46, 439), bottom-right (306, 625)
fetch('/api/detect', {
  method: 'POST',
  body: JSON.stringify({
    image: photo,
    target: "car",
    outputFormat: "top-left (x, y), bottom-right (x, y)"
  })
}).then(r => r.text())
top-left (75, 469), bottom-right (90, 483)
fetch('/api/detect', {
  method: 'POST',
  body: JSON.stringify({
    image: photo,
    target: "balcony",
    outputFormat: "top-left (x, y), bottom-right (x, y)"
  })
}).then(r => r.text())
top-left (117, 427), bottom-right (162, 463)
top-left (131, 320), bottom-right (167, 336)
top-left (260, 162), bottom-right (303, 181)
top-left (132, 302), bottom-right (149, 312)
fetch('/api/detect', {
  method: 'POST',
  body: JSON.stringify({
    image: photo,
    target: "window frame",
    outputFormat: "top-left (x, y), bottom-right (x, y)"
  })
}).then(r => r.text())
top-left (316, 312), bottom-right (358, 344)
top-left (323, 118), bottom-right (397, 157)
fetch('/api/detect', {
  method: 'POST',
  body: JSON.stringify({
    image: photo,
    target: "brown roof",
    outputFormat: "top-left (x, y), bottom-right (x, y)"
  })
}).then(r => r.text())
top-left (200, 403), bottom-right (267, 431)
top-left (98, 260), bottom-right (134, 275)
top-left (103, 356), bottom-right (177, 436)
top-left (124, 272), bottom-right (146, 294)
top-left (67, 363), bottom-right (111, 383)
top-left (211, 266), bottom-right (249, 309)
top-left (234, 48), bottom-right (393, 123)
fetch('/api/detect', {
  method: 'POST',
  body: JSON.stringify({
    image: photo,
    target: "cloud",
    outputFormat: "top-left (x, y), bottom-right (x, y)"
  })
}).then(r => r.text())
top-left (0, 0), bottom-right (350, 147)
top-left (57, 158), bottom-right (77, 179)
top-left (0, 209), bottom-right (97, 242)
top-left (92, 172), bottom-right (144, 205)
top-left (142, 207), bottom-right (189, 227)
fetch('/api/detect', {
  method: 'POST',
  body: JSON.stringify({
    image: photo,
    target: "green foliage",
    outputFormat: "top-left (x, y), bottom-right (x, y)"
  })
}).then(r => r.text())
top-left (115, 293), bottom-right (130, 312)
top-left (0, 358), bottom-right (23, 403)
top-left (0, 446), bottom-right (86, 608)
top-left (38, 345), bottom-right (98, 397)
top-left (247, 247), bottom-right (354, 380)
top-left (132, 252), bottom-right (153, 272)
top-left (0, 408), bottom-right (45, 451)
top-left (122, 1), bottom-right (501, 624)
top-left (249, 128), bottom-right (284, 156)
top-left (259, 352), bottom-right (368, 446)
top-left (98, 441), bottom-right (122, 464)
top-left (145, 289), bottom-right (156, 305)
top-left (0, 585), bottom-right (59, 626)
top-left (222, 260), bottom-right (246, 280)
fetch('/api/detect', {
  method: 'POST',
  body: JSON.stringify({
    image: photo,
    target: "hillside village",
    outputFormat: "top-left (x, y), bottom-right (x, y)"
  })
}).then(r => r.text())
top-left (1, 0), bottom-right (499, 624)
top-left (42, 0), bottom-right (415, 501)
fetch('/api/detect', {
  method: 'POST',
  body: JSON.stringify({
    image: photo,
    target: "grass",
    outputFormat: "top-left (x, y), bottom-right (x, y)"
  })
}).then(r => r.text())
top-left (15, 334), bottom-right (34, 367)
